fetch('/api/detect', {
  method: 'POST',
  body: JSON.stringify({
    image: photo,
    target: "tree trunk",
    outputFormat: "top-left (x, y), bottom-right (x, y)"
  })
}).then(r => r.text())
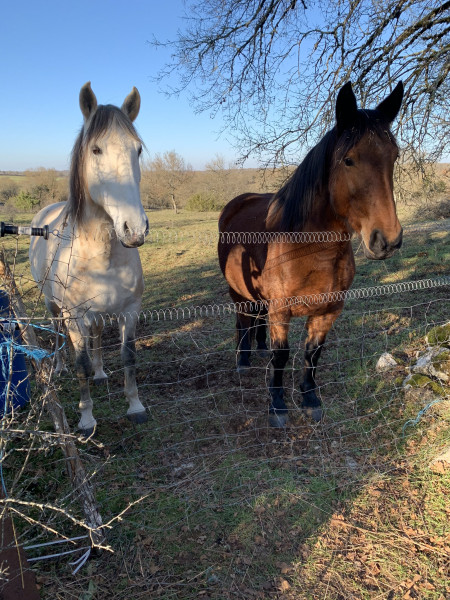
top-left (171, 193), bottom-right (178, 214)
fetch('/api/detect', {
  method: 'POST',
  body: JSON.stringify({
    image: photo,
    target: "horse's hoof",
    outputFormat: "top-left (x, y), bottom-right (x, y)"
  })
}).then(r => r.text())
top-left (268, 412), bottom-right (288, 428)
top-left (303, 406), bottom-right (323, 422)
top-left (127, 410), bottom-right (148, 425)
top-left (93, 376), bottom-right (108, 386)
top-left (79, 425), bottom-right (96, 439)
top-left (237, 363), bottom-right (251, 374)
top-left (55, 367), bottom-right (68, 376)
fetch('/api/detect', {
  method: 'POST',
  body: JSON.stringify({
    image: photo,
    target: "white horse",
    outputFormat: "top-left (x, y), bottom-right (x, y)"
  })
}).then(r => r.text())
top-left (30, 82), bottom-right (149, 436)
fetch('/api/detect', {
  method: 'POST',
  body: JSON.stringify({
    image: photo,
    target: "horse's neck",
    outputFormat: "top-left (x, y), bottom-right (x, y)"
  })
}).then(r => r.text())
top-left (66, 201), bottom-right (119, 258)
top-left (306, 192), bottom-right (351, 234)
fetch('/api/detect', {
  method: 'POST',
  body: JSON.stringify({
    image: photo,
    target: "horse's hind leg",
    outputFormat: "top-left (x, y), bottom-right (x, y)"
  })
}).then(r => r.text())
top-left (267, 312), bottom-right (290, 428)
top-left (255, 311), bottom-right (269, 357)
top-left (236, 312), bottom-right (254, 372)
top-left (92, 319), bottom-right (108, 385)
top-left (119, 314), bottom-right (147, 424)
top-left (302, 311), bottom-right (341, 422)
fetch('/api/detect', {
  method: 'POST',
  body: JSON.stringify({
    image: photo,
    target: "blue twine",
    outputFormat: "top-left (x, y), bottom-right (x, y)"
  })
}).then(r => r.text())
top-left (4, 319), bottom-right (67, 358)
top-left (1, 338), bottom-right (50, 361)
top-left (0, 320), bottom-right (66, 498)
top-left (402, 398), bottom-right (447, 436)
top-left (1, 341), bottom-right (10, 498)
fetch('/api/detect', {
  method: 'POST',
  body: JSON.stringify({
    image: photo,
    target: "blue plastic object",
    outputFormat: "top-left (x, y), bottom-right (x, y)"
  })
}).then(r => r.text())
top-left (0, 289), bottom-right (30, 416)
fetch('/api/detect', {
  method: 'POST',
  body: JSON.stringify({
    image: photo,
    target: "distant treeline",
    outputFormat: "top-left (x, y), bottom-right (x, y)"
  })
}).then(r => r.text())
top-left (0, 158), bottom-right (448, 218)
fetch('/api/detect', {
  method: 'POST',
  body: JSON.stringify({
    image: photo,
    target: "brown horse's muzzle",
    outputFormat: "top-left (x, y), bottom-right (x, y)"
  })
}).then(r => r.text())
top-left (364, 227), bottom-right (403, 260)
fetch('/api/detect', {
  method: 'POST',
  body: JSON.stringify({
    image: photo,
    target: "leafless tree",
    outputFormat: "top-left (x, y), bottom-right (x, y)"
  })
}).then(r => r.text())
top-left (142, 151), bottom-right (193, 212)
top-left (204, 154), bottom-right (232, 205)
top-left (154, 0), bottom-right (449, 170)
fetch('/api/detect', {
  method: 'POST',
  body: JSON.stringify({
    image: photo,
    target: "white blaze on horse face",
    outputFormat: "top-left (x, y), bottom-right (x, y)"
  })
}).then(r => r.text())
top-left (85, 128), bottom-right (148, 247)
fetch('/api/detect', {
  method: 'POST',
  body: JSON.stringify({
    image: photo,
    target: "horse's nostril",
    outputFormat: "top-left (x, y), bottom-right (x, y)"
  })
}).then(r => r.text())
top-left (369, 227), bottom-right (403, 258)
top-left (145, 218), bottom-right (149, 235)
top-left (369, 229), bottom-right (387, 254)
top-left (124, 222), bottom-right (130, 234)
top-left (392, 228), bottom-right (403, 250)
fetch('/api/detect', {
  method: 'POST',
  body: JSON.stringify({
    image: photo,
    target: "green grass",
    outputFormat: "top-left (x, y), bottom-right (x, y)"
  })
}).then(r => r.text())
top-left (1, 207), bottom-right (449, 599)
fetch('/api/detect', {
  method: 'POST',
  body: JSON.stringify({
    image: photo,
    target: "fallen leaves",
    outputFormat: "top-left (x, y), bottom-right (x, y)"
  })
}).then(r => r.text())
top-left (429, 446), bottom-right (450, 474)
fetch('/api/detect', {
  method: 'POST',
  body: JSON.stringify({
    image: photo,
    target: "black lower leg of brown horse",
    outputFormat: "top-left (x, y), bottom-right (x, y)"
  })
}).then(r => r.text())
top-left (255, 314), bottom-right (269, 356)
top-left (268, 341), bottom-right (290, 428)
top-left (267, 316), bottom-right (290, 428)
top-left (301, 312), bottom-right (341, 422)
top-left (236, 313), bottom-right (254, 372)
top-left (301, 341), bottom-right (324, 422)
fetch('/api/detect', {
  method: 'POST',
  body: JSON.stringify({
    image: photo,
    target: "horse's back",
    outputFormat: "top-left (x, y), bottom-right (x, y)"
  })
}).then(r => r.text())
top-left (218, 193), bottom-right (273, 299)
top-left (29, 202), bottom-right (67, 285)
top-left (218, 192), bottom-right (355, 309)
top-left (31, 202), bottom-right (66, 228)
top-left (219, 193), bottom-right (272, 234)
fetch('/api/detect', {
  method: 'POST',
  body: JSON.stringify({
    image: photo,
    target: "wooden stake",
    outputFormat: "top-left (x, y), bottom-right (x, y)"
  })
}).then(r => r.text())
top-left (0, 249), bottom-right (105, 549)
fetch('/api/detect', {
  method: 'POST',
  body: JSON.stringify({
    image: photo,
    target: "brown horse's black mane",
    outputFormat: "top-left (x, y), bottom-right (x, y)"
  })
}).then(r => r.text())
top-left (269, 109), bottom-right (398, 232)
top-left (68, 105), bottom-right (143, 224)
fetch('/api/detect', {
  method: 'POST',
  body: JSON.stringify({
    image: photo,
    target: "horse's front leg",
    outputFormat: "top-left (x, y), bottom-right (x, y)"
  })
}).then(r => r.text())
top-left (67, 319), bottom-right (96, 436)
top-left (92, 320), bottom-right (108, 385)
top-left (119, 315), bottom-right (147, 424)
top-left (302, 310), bottom-right (341, 422)
top-left (267, 311), bottom-right (291, 428)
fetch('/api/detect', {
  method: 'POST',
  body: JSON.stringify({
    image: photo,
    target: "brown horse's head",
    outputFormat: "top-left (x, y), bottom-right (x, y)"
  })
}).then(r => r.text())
top-left (330, 82), bottom-right (404, 259)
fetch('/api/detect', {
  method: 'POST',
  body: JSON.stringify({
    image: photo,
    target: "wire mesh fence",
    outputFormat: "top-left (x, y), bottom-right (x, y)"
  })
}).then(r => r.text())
top-left (0, 222), bottom-right (449, 598)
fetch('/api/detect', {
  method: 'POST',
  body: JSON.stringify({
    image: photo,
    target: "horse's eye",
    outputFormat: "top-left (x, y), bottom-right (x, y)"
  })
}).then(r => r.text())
top-left (344, 157), bottom-right (354, 167)
top-left (92, 145), bottom-right (102, 155)
top-left (138, 145), bottom-right (143, 157)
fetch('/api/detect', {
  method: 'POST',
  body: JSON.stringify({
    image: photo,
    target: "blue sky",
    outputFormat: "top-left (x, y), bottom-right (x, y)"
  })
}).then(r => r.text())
top-left (0, 0), bottom-right (242, 171)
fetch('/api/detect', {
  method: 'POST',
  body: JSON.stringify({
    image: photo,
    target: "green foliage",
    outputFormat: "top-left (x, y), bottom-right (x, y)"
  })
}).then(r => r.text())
top-left (407, 373), bottom-right (447, 396)
top-left (10, 190), bottom-right (41, 211)
top-left (426, 323), bottom-right (450, 347)
top-left (185, 192), bottom-right (223, 212)
top-left (31, 183), bottom-right (50, 202)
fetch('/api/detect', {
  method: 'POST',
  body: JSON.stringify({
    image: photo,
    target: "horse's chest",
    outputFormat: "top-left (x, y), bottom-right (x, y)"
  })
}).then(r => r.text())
top-left (262, 242), bottom-right (354, 304)
top-left (50, 244), bottom-right (143, 312)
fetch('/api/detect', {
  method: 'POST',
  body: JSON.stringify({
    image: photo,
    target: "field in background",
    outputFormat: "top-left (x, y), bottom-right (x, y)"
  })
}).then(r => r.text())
top-left (1, 161), bottom-right (449, 217)
top-left (0, 196), bottom-right (449, 599)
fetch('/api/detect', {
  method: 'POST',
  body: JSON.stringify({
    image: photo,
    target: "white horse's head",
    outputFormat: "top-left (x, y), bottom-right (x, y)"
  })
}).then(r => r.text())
top-left (70, 82), bottom-right (148, 248)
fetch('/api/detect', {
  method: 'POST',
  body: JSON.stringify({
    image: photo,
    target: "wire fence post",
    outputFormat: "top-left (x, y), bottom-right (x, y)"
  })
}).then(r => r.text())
top-left (0, 249), bottom-right (105, 551)
top-left (0, 486), bottom-right (41, 600)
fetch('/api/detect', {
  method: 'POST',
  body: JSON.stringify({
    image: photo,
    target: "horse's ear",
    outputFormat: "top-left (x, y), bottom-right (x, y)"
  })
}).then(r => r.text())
top-left (121, 87), bottom-right (141, 122)
top-left (79, 82), bottom-right (97, 121)
top-left (376, 81), bottom-right (404, 123)
top-left (335, 82), bottom-right (358, 133)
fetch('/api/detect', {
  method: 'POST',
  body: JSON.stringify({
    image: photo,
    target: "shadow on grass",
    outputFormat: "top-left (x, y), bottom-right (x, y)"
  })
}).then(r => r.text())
top-left (3, 214), bottom-right (450, 599)
top-left (31, 284), bottom-right (448, 599)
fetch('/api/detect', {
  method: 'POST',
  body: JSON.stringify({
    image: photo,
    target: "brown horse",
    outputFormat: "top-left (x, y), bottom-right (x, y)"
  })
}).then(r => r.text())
top-left (218, 81), bottom-right (404, 427)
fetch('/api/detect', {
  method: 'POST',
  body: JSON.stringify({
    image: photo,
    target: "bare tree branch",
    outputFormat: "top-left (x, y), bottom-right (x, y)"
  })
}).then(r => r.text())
top-left (153, 0), bottom-right (450, 169)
